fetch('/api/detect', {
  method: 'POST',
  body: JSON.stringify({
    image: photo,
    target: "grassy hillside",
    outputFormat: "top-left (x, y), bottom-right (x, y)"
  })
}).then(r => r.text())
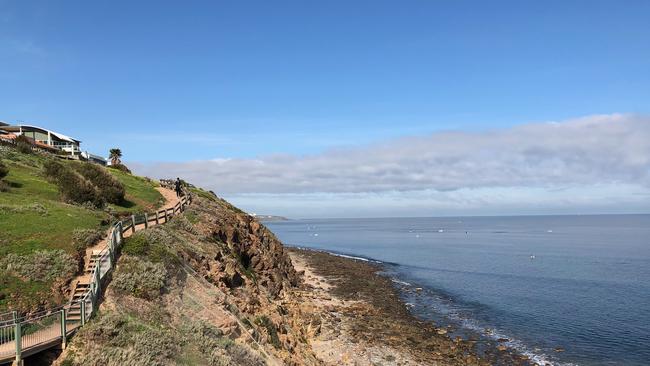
top-left (109, 168), bottom-right (164, 214)
top-left (0, 148), bottom-right (163, 311)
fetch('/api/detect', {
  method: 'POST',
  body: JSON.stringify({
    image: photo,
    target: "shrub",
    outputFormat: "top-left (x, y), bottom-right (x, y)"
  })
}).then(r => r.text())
top-left (15, 134), bottom-right (33, 154)
top-left (108, 163), bottom-right (131, 174)
top-left (0, 160), bottom-right (8, 180)
top-left (43, 160), bottom-right (105, 207)
top-left (112, 257), bottom-right (167, 300)
top-left (73, 228), bottom-right (105, 252)
top-left (73, 312), bottom-right (181, 366)
top-left (0, 160), bottom-right (8, 191)
top-left (59, 170), bottom-right (104, 207)
top-left (0, 203), bottom-right (49, 216)
top-left (167, 214), bottom-right (197, 234)
top-left (182, 321), bottom-right (265, 366)
top-left (254, 315), bottom-right (281, 349)
top-left (0, 250), bottom-right (77, 282)
top-left (73, 162), bottom-right (125, 204)
top-left (123, 229), bottom-right (178, 266)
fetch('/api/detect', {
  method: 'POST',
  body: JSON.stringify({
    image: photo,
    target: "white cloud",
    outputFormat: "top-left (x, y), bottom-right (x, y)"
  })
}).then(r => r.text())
top-left (224, 184), bottom-right (650, 218)
top-left (133, 114), bottom-right (650, 196)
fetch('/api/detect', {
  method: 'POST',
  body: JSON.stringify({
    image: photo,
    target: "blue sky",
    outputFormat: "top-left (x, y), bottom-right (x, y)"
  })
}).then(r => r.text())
top-left (2, 1), bottom-right (649, 217)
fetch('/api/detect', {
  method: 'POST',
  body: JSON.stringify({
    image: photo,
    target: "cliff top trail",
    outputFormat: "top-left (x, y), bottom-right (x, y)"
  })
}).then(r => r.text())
top-left (75, 186), bottom-right (180, 287)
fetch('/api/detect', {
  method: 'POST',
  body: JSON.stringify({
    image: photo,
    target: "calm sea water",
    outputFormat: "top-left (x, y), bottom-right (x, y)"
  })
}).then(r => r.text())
top-left (266, 215), bottom-right (650, 366)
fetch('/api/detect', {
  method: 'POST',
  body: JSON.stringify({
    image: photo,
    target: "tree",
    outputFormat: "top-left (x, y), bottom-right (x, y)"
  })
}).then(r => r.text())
top-left (109, 148), bottom-right (122, 166)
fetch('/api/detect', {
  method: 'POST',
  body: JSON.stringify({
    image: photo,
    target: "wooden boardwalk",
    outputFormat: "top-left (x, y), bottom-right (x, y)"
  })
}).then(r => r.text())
top-left (0, 186), bottom-right (190, 365)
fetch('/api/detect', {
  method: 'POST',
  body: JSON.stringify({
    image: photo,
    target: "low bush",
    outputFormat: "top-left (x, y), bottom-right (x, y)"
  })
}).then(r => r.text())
top-left (72, 312), bottom-right (181, 366)
top-left (112, 257), bottom-right (167, 300)
top-left (108, 163), bottom-right (131, 174)
top-left (0, 160), bottom-right (8, 180)
top-left (43, 160), bottom-right (105, 207)
top-left (182, 321), bottom-right (265, 366)
top-left (15, 135), bottom-right (33, 154)
top-left (123, 229), bottom-right (178, 266)
top-left (0, 249), bottom-right (77, 282)
top-left (0, 203), bottom-right (49, 216)
top-left (73, 162), bottom-right (125, 204)
top-left (0, 160), bottom-right (8, 191)
top-left (254, 315), bottom-right (281, 349)
top-left (167, 214), bottom-right (197, 234)
top-left (67, 312), bottom-right (264, 366)
top-left (72, 228), bottom-right (105, 253)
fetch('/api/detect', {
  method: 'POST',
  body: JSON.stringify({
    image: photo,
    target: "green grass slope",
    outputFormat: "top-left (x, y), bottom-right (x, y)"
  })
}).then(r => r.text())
top-left (0, 148), bottom-right (163, 311)
top-left (108, 168), bottom-right (164, 214)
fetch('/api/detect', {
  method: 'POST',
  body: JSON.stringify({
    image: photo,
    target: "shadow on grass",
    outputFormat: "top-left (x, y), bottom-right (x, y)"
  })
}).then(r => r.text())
top-left (119, 199), bottom-right (136, 209)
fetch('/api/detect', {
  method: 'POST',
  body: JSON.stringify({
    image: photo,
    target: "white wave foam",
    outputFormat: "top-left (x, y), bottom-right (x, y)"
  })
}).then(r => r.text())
top-left (330, 252), bottom-right (373, 262)
top-left (398, 283), bottom-right (576, 366)
top-left (391, 278), bottom-right (412, 286)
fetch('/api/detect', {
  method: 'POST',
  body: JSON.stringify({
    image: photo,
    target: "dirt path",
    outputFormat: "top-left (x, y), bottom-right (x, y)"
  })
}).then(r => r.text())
top-left (121, 187), bottom-right (180, 239)
top-left (75, 187), bottom-right (180, 286)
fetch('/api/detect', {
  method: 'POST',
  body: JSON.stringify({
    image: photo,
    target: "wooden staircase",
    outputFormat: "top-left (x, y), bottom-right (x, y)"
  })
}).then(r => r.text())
top-left (85, 251), bottom-right (103, 274)
top-left (67, 281), bottom-right (90, 324)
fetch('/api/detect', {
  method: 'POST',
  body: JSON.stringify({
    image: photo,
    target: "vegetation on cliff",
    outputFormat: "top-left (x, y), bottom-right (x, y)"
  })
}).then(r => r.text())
top-left (0, 148), bottom-right (163, 312)
top-left (59, 186), bottom-right (325, 365)
top-left (60, 193), bottom-right (287, 365)
top-left (0, 159), bottom-right (8, 191)
top-left (1, 146), bottom-right (320, 365)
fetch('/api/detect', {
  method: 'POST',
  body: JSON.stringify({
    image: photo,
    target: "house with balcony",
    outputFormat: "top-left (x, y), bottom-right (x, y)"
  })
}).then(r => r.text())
top-left (0, 123), bottom-right (107, 165)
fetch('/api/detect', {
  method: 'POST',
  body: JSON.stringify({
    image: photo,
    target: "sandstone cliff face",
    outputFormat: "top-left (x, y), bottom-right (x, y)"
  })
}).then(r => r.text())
top-left (173, 192), bottom-right (320, 365)
top-left (58, 189), bottom-right (319, 366)
top-left (197, 197), bottom-right (298, 298)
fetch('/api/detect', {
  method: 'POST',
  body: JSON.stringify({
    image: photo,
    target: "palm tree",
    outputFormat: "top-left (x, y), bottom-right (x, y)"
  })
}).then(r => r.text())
top-left (109, 148), bottom-right (122, 166)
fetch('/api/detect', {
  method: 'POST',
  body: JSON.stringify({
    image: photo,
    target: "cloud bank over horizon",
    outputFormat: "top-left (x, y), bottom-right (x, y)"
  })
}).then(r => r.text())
top-left (132, 114), bottom-right (650, 217)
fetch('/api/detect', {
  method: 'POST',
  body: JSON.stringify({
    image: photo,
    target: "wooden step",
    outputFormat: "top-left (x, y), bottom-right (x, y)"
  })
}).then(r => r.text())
top-left (69, 281), bottom-right (91, 302)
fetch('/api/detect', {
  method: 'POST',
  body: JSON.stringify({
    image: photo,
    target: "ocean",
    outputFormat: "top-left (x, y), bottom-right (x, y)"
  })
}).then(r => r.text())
top-left (266, 214), bottom-right (650, 366)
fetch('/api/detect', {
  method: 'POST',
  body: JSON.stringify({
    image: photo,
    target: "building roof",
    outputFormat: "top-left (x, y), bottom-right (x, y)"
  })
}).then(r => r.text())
top-left (1, 124), bottom-right (81, 144)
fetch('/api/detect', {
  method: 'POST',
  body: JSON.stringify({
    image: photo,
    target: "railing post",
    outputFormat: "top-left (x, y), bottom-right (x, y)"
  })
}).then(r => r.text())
top-left (95, 267), bottom-right (101, 292)
top-left (80, 301), bottom-right (86, 326)
top-left (131, 215), bottom-right (136, 233)
top-left (60, 309), bottom-right (67, 349)
top-left (116, 222), bottom-right (123, 245)
top-left (164, 209), bottom-right (168, 223)
top-left (144, 213), bottom-right (148, 229)
top-left (108, 243), bottom-right (114, 266)
top-left (155, 211), bottom-right (160, 225)
top-left (14, 321), bottom-right (21, 364)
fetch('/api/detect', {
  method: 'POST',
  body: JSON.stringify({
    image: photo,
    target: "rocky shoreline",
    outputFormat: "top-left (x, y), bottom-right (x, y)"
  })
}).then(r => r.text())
top-left (289, 247), bottom-right (536, 366)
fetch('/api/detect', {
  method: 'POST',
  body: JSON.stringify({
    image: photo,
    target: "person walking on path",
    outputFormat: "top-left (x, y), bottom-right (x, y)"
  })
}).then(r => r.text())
top-left (174, 177), bottom-right (183, 197)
